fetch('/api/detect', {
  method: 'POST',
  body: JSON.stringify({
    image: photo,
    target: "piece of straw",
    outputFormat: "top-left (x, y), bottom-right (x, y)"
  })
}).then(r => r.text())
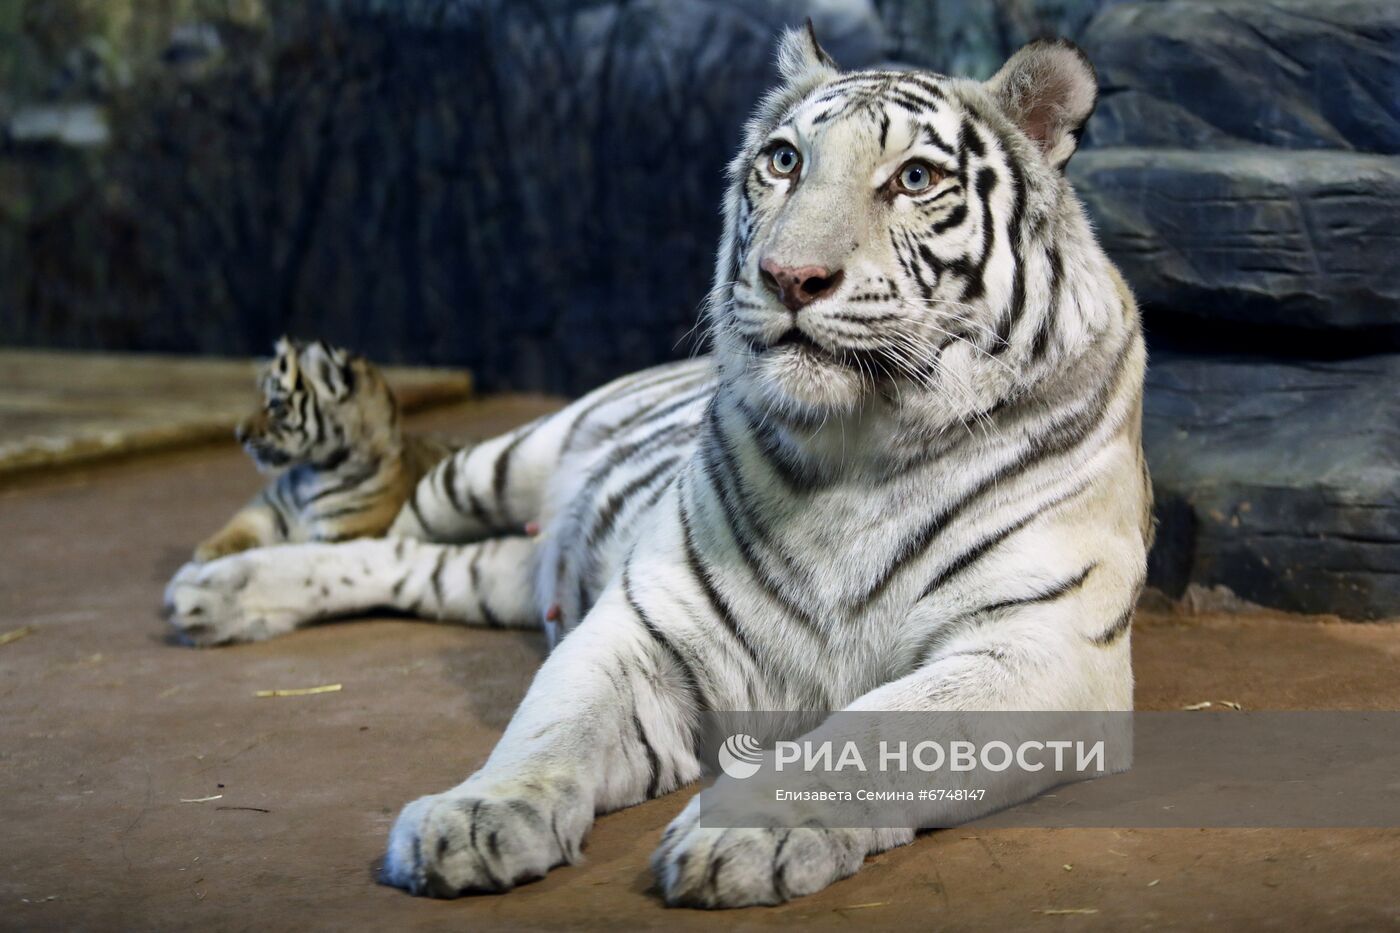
top-left (0, 625), bottom-right (36, 647)
top-left (254, 683), bottom-right (342, 698)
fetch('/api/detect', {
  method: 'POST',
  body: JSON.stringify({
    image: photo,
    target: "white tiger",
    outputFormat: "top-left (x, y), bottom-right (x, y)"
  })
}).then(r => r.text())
top-left (165, 26), bottom-right (1151, 908)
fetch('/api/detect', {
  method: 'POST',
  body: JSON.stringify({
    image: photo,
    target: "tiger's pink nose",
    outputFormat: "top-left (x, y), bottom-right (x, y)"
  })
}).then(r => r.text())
top-left (759, 258), bottom-right (845, 312)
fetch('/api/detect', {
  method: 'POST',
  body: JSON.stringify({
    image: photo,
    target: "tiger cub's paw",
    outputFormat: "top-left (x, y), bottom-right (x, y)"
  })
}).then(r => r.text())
top-left (382, 779), bottom-right (587, 897)
top-left (192, 527), bottom-right (260, 563)
top-left (163, 555), bottom-right (304, 646)
top-left (651, 797), bottom-right (866, 908)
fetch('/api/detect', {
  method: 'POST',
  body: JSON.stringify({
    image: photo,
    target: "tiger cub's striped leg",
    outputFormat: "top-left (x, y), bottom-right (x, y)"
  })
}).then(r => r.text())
top-left (380, 585), bottom-right (707, 896)
top-left (391, 416), bottom-right (558, 543)
top-left (164, 536), bottom-right (539, 646)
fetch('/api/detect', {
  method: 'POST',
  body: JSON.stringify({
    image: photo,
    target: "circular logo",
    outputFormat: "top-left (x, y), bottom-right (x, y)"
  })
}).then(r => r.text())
top-left (718, 733), bottom-right (764, 780)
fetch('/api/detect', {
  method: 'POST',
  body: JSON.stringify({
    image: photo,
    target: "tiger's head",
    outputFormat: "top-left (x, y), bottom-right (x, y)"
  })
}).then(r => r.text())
top-left (237, 338), bottom-right (398, 473)
top-left (712, 24), bottom-right (1115, 426)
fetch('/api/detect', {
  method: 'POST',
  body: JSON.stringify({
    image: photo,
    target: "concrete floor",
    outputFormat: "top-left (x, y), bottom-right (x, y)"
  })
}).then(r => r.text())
top-left (3, 398), bottom-right (1399, 931)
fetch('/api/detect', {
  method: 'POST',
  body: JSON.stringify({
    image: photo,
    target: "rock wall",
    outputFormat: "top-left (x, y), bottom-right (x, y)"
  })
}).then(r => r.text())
top-left (1144, 352), bottom-right (1400, 619)
top-left (1071, 149), bottom-right (1400, 331)
top-left (1067, 0), bottom-right (1400, 618)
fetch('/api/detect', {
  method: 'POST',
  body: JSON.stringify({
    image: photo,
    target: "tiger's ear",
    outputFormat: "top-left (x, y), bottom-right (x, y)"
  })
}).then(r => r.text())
top-left (776, 18), bottom-right (838, 87)
top-left (985, 39), bottom-right (1097, 171)
top-left (302, 341), bottom-right (351, 401)
top-left (338, 351), bottom-right (359, 396)
top-left (272, 336), bottom-right (298, 376)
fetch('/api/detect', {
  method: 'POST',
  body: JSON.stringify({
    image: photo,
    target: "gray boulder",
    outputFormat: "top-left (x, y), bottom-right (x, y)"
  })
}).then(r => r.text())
top-left (1143, 351), bottom-right (1400, 620)
top-left (1071, 148), bottom-right (1400, 330)
top-left (1081, 0), bottom-right (1400, 153)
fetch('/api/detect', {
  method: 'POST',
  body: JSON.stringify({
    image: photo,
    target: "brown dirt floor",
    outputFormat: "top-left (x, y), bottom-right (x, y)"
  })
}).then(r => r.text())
top-left (2, 397), bottom-right (1398, 932)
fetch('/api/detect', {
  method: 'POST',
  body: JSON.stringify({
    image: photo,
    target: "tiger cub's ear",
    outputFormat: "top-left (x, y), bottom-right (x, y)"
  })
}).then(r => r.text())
top-left (271, 336), bottom-right (298, 376)
top-left (985, 39), bottom-right (1097, 171)
top-left (776, 18), bottom-right (838, 87)
top-left (302, 341), bottom-right (353, 401)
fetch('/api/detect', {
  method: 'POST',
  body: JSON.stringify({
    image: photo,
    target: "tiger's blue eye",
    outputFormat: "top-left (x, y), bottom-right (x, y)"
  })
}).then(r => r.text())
top-left (897, 161), bottom-right (939, 193)
top-left (769, 145), bottom-right (801, 176)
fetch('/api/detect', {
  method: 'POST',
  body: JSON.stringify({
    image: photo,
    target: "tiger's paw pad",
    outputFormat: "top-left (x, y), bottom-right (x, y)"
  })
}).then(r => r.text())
top-left (651, 800), bottom-right (862, 908)
top-left (162, 556), bottom-right (301, 646)
top-left (382, 787), bottom-right (583, 897)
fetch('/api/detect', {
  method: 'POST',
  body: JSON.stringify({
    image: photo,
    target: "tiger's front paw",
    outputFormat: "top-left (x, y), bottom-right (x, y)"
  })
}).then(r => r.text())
top-left (651, 798), bottom-right (867, 908)
top-left (163, 554), bottom-right (305, 646)
top-left (382, 780), bottom-right (587, 897)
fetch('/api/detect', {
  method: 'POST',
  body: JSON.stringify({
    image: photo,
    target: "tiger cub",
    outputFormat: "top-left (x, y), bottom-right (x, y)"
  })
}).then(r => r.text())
top-left (193, 338), bottom-right (454, 562)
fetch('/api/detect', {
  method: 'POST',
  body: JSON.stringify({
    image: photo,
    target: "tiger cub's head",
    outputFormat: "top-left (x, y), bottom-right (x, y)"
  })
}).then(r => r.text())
top-left (237, 338), bottom-right (398, 473)
top-left (713, 24), bottom-right (1113, 424)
